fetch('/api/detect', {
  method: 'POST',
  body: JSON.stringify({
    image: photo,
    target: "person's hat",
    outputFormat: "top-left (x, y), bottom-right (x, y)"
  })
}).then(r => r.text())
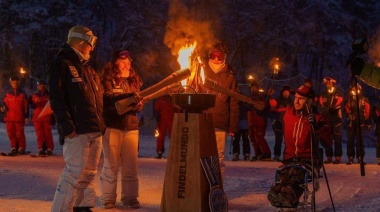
top-left (303, 78), bottom-right (313, 87)
top-left (209, 43), bottom-right (227, 61)
top-left (281, 85), bottom-right (291, 93)
top-left (9, 76), bottom-right (20, 81)
top-left (111, 50), bottom-right (132, 62)
top-left (295, 84), bottom-right (315, 99)
top-left (67, 25), bottom-right (97, 48)
top-left (37, 80), bottom-right (47, 85)
top-left (323, 77), bottom-right (336, 84)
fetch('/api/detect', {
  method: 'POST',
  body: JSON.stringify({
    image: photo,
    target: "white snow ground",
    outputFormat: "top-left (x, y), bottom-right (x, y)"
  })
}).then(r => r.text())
top-left (0, 122), bottom-right (380, 212)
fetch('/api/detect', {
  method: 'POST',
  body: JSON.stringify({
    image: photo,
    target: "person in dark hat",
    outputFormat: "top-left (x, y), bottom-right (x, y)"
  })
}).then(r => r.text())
top-left (1, 76), bottom-right (29, 155)
top-left (269, 85), bottom-right (293, 161)
top-left (318, 77), bottom-right (343, 164)
top-left (30, 79), bottom-right (54, 156)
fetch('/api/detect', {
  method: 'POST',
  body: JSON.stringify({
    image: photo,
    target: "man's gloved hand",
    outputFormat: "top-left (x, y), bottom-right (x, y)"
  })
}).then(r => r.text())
top-left (349, 57), bottom-right (365, 77)
top-left (307, 113), bottom-right (316, 127)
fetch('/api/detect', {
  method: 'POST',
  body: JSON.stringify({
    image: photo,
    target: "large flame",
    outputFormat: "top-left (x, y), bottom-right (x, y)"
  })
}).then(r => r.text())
top-left (177, 41), bottom-right (197, 69)
top-left (177, 42), bottom-right (197, 86)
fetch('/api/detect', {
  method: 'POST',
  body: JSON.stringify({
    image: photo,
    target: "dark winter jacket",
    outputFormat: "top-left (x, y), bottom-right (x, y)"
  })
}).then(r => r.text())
top-left (102, 76), bottom-right (142, 131)
top-left (47, 43), bottom-right (106, 143)
top-left (3, 88), bottom-right (29, 122)
top-left (203, 64), bottom-right (239, 133)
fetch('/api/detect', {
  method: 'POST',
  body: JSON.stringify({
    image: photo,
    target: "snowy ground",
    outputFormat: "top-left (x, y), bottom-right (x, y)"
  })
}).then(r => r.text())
top-left (0, 122), bottom-right (380, 212)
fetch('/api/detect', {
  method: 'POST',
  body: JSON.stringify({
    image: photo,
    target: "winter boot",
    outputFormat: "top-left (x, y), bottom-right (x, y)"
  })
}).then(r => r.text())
top-left (9, 148), bottom-right (17, 156)
top-left (250, 155), bottom-right (259, 162)
top-left (243, 154), bottom-right (250, 161)
top-left (346, 157), bottom-right (354, 165)
top-left (46, 149), bottom-right (53, 156)
top-left (39, 149), bottom-right (46, 156)
top-left (156, 151), bottom-right (163, 159)
top-left (232, 153), bottom-right (239, 161)
top-left (273, 155), bottom-right (281, 162)
top-left (73, 207), bottom-right (92, 212)
top-left (324, 156), bottom-right (332, 164)
top-left (333, 157), bottom-right (341, 164)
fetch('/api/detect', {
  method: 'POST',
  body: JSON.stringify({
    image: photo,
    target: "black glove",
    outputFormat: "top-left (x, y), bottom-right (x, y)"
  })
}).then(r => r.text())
top-left (349, 57), bottom-right (365, 77)
top-left (307, 113), bottom-right (316, 127)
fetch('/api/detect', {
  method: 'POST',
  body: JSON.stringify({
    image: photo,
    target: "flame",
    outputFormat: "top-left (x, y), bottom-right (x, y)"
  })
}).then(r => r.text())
top-left (259, 88), bottom-right (264, 93)
top-left (154, 129), bottom-right (159, 137)
top-left (177, 41), bottom-right (197, 86)
top-left (20, 67), bottom-right (26, 74)
top-left (248, 75), bottom-right (254, 80)
top-left (328, 87), bottom-right (335, 93)
top-left (197, 56), bottom-right (205, 84)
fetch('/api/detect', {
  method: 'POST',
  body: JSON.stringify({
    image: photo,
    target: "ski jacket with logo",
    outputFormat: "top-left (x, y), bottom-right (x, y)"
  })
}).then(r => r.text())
top-left (318, 89), bottom-right (343, 122)
top-left (30, 90), bottom-right (51, 122)
top-left (283, 108), bottom-right (332, 160)
top-left (47, 43), bottom-right (106, 141)
top-left (102, 76), bottom-right (142, 131)
top-left (3, 88), bottom-right (29, 122)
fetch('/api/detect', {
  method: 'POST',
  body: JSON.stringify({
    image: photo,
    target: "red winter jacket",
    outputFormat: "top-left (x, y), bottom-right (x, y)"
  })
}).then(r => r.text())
top-left (3, 89), bottom-right (29, 122)
top-left (30, 90), bottom-right (51, 122)
top-left (283, 108), bottom-right (332, 160)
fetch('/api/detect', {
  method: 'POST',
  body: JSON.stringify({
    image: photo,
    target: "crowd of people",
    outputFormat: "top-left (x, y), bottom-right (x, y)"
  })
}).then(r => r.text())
top-left (1, 24), bottom-right (379, 211)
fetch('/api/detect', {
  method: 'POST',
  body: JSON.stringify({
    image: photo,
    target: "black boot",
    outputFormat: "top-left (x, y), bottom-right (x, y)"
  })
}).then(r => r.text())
top-left (73, 207), bottom-right (93, 212)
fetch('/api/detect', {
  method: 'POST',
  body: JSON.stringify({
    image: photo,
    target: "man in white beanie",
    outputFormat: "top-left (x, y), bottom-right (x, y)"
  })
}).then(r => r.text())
top-left (47, 25), bottom-right (106, 212)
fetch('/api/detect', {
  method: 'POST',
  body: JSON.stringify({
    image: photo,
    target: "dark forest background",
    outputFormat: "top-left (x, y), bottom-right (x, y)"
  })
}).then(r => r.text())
top-left (1, 0), bottom-right (380, 99)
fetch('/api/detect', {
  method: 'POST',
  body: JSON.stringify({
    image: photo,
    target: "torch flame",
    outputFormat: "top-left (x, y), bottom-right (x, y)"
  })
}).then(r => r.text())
top-left (177, 41), bottom-right (197, 86)
top-left (20, 67), bottom-right (26, 75)
top-left (248, 75), bottom-right (254, 80)
top-left (154, 129), bottom-right (159, 137)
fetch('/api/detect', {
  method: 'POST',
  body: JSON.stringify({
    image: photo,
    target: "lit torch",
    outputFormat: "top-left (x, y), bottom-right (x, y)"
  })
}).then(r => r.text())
top-left (20, 67), bottom-right (26, 76)
top-left (114, 43), bottom-right (196, 115)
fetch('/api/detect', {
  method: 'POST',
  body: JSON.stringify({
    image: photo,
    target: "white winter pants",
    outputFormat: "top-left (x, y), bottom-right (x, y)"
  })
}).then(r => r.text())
top-left (215, 129), bottom-right (227, 183)
top-left (100, 128), bottom-right (139, 204)
top-left (50, 132), bottom-right (102, 212)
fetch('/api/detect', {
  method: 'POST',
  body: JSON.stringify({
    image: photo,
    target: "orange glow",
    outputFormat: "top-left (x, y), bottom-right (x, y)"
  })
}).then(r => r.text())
top-left (259, 88), bottom-right (264, 93)
top-left (197, 56), bottom-right (205, 84)
top-left (154, 129), bottom-right (159, 137)
top-left (328, 87), bottom-right (335, 93)
top-left (248, 75), bottom-right (254, 80)
top-left (20, 67), bottom-right (26, 75)
top-left (177, 41), bottom-right (197, 86)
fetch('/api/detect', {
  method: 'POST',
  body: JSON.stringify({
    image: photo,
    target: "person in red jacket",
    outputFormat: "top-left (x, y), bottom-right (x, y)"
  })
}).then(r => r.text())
top-left (282, 85), bottom-right (332, 162)
top-left (30, 80), bottom-right (54, 156)
top-left (154, 95), bottom-right (181, 159)
top-left (344, 83), bottom-right (370, 164)
top-left (248, 82), bottom-right (271, 161)
top-left (0, 76), bottom-right (29, 155)
top-left (268, 84), bottom-right (332, 208)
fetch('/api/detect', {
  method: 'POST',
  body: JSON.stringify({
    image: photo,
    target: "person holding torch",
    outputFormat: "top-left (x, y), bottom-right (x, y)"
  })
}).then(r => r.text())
top-left (203, 42), bottom-right (239, 180)
top-left (318, 77), bottom-right (343, 164)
